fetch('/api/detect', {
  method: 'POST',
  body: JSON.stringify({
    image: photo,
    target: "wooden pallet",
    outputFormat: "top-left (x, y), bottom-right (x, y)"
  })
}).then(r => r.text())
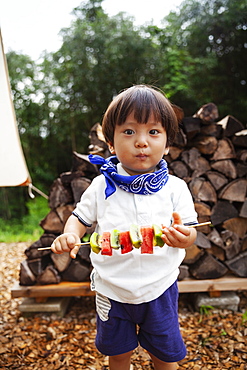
top-left (11, 274), bottom-right (247, 301)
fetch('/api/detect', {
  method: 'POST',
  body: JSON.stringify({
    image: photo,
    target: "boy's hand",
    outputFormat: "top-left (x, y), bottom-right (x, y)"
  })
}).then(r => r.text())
top-left (161, 212), bottom-right (197, 249)
top-left (51, 233), bottom-right (81, 259)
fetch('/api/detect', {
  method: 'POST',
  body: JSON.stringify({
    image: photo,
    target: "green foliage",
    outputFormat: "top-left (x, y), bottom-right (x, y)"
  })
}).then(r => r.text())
top-left (199, 304), bottom-right (214, 315)
top-left (47, 3), bottom-right (165, 135)
top-left (0, 187), bottom-right (28, 220)
top-left (0, 196), bottom-right (49, 242)
top-left (199, 304), bottom-right (214, 322)
top-left (6, 51), bottom-right (61, 190)
top-left (242, 310), bottom-right (247, 326)
top-left (159, 0), bottom-right (247, 118)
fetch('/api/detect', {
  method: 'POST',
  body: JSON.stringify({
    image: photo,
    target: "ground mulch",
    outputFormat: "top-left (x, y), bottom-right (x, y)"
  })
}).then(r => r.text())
top-left (0, 242), bottom-right (246, 369)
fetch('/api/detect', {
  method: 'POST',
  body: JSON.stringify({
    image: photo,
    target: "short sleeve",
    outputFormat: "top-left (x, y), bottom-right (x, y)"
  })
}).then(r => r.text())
top-left (73, 176), bottom-right (100, 226)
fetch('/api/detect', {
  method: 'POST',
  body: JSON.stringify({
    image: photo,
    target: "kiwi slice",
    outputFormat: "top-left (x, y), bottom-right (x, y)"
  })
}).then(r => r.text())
top-left (90, 232), bottom-right (101, 254)
top-left (110, 229), bottom-right (120, 249)
top-left (129, 224), bottom-right (142, 248)
top-left (152, 224), bottom-right (165, 247)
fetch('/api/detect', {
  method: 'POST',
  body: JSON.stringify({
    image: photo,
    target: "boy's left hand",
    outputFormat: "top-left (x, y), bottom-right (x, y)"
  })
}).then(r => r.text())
top-left (161, 212), bottom-right (197, 249)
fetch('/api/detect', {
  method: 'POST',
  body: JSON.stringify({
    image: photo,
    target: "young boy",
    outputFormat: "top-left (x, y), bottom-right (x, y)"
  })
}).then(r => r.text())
top-left (51, 85), bottom-right (197, 370)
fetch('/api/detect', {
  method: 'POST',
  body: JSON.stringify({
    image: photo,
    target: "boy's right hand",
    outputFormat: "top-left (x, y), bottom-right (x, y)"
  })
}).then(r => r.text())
top-left (51, 233), bottom-right (81, 259)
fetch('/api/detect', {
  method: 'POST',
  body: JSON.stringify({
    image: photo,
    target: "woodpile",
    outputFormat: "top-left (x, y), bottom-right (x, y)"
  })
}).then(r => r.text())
top-left (19, 104), bottom-right (247, 285)
top-left (170, 103), bottom-right (247, 280)
top-left (19, 124), bottom-right (108, 286)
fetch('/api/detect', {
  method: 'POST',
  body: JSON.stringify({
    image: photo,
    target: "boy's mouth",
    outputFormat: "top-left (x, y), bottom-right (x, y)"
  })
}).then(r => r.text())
top-left (136, 154), bottom-right (148, 160)
top-left (136, 152), bottom-right (148, 158)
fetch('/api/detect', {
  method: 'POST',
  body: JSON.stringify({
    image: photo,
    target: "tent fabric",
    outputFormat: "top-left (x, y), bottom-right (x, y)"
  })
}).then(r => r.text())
top-left (0, 28), bottom-right (31, 187)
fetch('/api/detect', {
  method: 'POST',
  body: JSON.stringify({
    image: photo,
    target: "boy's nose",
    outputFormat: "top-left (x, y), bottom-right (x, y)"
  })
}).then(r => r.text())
top-left (135, 138), bottom-right (148, 148)
top-left (135, 135), bottom-right (148, 148)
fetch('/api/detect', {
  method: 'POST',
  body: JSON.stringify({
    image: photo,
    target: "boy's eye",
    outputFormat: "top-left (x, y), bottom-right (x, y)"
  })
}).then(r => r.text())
top-left (149, 129), bottom-right (159, 135)
top-left (124, 129), bottom-right (134, 135)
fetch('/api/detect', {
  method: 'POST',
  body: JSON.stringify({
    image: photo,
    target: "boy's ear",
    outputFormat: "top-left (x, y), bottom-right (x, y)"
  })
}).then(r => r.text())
top-left (108, 143), bottom-right (116, 154)
top-left (164, 147), bottom-right (169, 155)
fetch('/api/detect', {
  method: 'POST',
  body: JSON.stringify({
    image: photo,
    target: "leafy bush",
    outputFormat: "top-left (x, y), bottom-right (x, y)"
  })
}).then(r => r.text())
top-left (0, 196), bottom-right (49, 243)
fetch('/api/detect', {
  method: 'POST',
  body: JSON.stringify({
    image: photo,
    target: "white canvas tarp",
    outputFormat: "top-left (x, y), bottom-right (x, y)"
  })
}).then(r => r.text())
top-left (0, 28), bottom-right (31, 187)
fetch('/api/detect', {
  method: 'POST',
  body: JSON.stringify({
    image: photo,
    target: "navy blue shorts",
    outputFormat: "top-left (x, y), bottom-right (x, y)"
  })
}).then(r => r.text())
top-left (95, 281), bottom-right (186, 363)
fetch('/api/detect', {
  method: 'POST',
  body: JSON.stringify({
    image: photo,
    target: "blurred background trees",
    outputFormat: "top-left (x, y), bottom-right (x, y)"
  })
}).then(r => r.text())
top-left (1, 0), bottom-right (246, 225)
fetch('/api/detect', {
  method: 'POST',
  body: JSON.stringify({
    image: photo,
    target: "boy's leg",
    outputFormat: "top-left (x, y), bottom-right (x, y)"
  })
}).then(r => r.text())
top-left (148, 352), bottom-right (178, 370)
top-left (138, 283), bottom-right (186, 366)
top-left (109, 350), bottom-right (133, 370)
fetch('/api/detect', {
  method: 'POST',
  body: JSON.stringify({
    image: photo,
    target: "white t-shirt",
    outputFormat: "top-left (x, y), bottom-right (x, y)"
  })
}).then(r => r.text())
top-left (73, 163), bottom-right (197, 304)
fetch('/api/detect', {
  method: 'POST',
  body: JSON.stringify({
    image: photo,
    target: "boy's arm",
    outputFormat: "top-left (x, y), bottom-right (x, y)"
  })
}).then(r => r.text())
top-left (51, 214), bottom-right (87, 258)
top-left (161, 212), bottom-right (197, 249)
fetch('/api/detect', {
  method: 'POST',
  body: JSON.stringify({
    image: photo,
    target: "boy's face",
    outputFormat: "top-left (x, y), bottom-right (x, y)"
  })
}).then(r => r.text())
top-left (109, 112), bottom-right (169, 176)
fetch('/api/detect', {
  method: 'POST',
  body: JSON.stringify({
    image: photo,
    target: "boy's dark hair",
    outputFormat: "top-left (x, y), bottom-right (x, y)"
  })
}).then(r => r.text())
top-left (102, 85), bottom-right (179, 146)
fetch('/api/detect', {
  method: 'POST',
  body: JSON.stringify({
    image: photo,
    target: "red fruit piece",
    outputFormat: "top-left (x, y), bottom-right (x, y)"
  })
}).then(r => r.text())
top-left (119, 231), bottom-right (133, 254)
top-left (140, 226), bottom-right (154, 254)
top-left (101, 232), bottom-right (112, 256)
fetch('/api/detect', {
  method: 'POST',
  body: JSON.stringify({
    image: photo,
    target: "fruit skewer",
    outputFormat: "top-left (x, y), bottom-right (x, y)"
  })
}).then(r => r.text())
top-left (37, 222), bottom-right (211, 252)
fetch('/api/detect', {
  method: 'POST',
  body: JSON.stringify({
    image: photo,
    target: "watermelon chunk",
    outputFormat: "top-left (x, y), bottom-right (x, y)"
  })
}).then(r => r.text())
top-left (140, 226), bottom-right (154, 254)
top-left (119, 231), bottom-right (133, 254)
top-left (101, 231), bottom-right (112, 256)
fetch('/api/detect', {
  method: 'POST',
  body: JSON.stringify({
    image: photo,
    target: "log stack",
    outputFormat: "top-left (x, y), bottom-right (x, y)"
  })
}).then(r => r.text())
top-left (169, 104), bottom-right (247, 280)
top-left (19, 106), bottom-right (247, 285)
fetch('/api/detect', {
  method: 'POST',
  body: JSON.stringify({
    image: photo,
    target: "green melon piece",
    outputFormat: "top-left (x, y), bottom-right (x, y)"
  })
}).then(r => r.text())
top-left (152, 224), bottom-right (165, 247)
top-left (129, 224), bottom-right (142, 248)
top-left (110, 229), bottom-right (120, 249)
top-left (90, 232), bottom-right (101, 254)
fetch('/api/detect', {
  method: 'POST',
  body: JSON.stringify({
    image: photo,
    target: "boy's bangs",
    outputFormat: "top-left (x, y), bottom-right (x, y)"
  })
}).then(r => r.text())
top-left (120, 89), bottom-right (163, 124)
top-left (133, 97), bottom-right (162, 124)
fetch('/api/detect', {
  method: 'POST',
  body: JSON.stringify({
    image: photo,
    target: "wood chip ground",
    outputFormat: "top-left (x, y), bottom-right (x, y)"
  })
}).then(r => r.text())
top-left (0, 243), bottom-right (246, 369)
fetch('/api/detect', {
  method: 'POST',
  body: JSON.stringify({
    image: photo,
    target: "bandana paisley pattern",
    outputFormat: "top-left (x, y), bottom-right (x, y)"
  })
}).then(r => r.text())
top-left (89, 154), bottom-right (169, 199)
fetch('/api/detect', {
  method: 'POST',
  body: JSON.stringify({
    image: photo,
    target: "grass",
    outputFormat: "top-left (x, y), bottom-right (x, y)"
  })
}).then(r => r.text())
top-left (198, 304), bottom-right (214, 323)
top-left (0, 196), bottom-right (50, 243)
top-left (242, 310), bottom-right (247, 325)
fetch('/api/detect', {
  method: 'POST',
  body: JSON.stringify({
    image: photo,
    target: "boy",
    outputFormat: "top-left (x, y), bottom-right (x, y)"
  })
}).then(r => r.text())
top-left (51, 85), bottom-right (197, 370)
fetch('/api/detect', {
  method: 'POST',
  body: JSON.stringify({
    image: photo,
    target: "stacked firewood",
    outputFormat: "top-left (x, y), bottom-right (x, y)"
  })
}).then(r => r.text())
top-left (19, 105), bottom-right (247, 285)
top-left (19, 125), bottom-right (106, 286)
top-left (170, 103), bottom-right (247, 280)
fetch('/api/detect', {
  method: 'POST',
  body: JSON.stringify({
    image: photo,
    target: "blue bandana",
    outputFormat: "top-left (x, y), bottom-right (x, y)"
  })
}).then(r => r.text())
top-left (89, 154), bottom-right (169, 199)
